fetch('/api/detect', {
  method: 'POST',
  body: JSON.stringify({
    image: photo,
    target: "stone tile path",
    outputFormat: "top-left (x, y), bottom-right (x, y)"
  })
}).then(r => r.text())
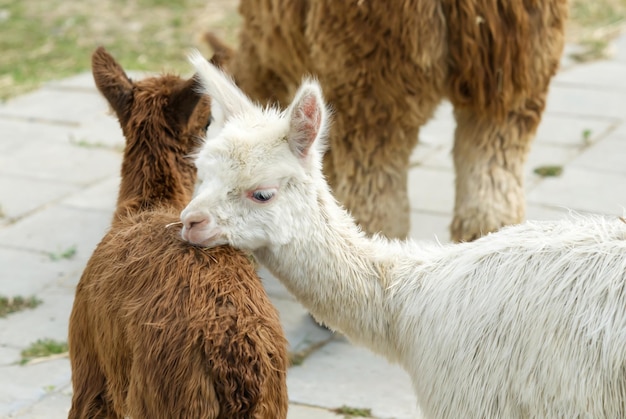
top-left (1, 35), bottom-right (625, 418)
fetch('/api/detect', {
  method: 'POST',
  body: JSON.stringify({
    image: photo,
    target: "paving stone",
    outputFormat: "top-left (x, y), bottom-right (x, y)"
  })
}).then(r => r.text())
top-left (287, 404), bottom-right (348, 419)
top-left (0, 358), bottom-right (71, 417)
top-left (8, 384), bottom-right (72, 419)
top-left (545, 84), bottom-right (626, 119)
top-left (525, 203), bottom-right (593, 222)
top-left (615, 120), bottom-right (626, 137)
top-left (554, 61), bottom-right (626, 91)
top-left (527, 166), bottom-right (626, 215)
top-left (0, 137), bottom-right (121, 185)
top-left (533, 112), bottom-right (615, 148)
top-left (409, 210), bottom-right (451, 243)
top-left (0, 246), bottom-right (81, 297)
top-left (0, 205), bottom-right (111, 261)
top-left (407, 167), bottom-right (455, 215)
top-left (287, 338), bottom-right (421, 419)
top-left (0, 288), bottom-right (74, 351)
top-left (525, 143), bottom-right (580, 189)
top-left (45, 70), bottom-right (149, 90)
top-left (60, 176), bottom-right (119, 212)
top-left (0, 175), bottom-right (79, 223)
top-left (0, 88), bottom-right (106, 125)
top-left (568, 131), bottom-right (626, 176)
top-left (0, 118), bottom-right (77, 152)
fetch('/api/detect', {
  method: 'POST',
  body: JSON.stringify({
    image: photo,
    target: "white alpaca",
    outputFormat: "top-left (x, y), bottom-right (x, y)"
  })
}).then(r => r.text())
top-left (180, 52), bottom-right (626, 418)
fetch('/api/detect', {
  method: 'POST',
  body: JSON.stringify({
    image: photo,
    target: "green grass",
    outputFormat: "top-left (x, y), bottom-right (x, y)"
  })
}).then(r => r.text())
top-left (20, 338), bottom-right (68, 365)
top-left (533, 165), bottom-right (564, 178)
top-left (0, 0), bottom-right (624, 101)
top-left (333, 406), bottom-right (372, 417)
top-left (568, 0), bottom-right (626, 60)
top-left (48, 245), bottom-right (77, 261)
top-left (0, 0), bottom-right (239, 100)
top-left (0, 295), bottom-right (42, 317)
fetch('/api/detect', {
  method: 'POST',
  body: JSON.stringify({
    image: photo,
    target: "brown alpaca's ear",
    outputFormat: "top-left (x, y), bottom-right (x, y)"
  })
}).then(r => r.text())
top-left (204, 32), bottom-right (234, 71)
top-left (168, 76), bottom-right (203, 129)
top-left (91, 46), bottom-right (133, 125)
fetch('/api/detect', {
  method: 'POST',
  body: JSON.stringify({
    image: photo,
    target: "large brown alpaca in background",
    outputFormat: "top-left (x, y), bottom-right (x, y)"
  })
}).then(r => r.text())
top-left (216, 0), bottom-right (568, 242)
top-left (68, 47), bottom-right (288, 419)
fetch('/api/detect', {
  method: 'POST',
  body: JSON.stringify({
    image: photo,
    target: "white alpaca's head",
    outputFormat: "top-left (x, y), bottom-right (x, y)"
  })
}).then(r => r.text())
top-left (181, 51), bottom-right (330, 250)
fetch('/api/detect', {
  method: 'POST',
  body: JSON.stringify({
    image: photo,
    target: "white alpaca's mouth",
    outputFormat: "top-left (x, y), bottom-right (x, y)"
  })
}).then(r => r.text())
top-left (181, 226), bottom-right (225, 247)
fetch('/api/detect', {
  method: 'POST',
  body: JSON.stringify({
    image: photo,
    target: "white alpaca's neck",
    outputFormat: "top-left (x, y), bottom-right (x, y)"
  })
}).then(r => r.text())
top-left (254, 179), bottom-right (408, 357)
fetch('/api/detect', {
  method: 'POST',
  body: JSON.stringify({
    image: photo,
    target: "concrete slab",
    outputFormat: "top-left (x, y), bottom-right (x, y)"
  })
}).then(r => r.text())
top-left (0, 204), bottom-right (111, 261)
top-left (407, 167), bottom-right (455, 215)
top-left (0, 358), bottom-right (71, 418)
top-left (568, 131), bottom-right (626, 176)
top-left (409, 210), bottom-right (451, 243)
top-left (287, 338), bottom-right (421, 419)
top-left (527, 166), bottom-right (626, 215)
top-left (0, 88), bottom-right (106, 125)
top-left (60, 176), bottom-right (119, 212)
top-left (533, 112), bottom-right (615, 148)
top-left (7, 384), bottom-right (72, 419)
top-left (0, 175), bottom-right (79, 223)
top-left (0, 289), bottom-right (74, 351)
top-left (0, 246), bottom-right (80, 297)
top-left (545, 84), bottom-right (626, 119)
top-left (554, 61), bottom-right (626, 91)
top-left (0, 138), bottom-right (120, 185)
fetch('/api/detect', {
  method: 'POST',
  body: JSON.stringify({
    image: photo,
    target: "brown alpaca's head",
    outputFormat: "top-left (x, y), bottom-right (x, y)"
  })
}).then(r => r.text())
top-left (91, 47), bottom-right (223, 218)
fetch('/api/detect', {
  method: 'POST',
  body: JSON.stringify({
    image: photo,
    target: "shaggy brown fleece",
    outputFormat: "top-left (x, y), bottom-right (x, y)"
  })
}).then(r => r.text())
top-left (68, 47), bottom-right (288, 419)
top-left (215, 0), bottom-right (568, 242)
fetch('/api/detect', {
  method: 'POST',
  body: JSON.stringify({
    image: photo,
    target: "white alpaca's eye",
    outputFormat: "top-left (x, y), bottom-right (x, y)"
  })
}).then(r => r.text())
top-left (250, 189), bottom-right (275, 203)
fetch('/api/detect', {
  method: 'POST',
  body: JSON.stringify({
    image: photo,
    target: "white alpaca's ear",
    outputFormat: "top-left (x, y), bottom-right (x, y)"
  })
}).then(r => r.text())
top-left (188, 49), bottom-right (255, 121)
top-left (286, 80), bottom-right (327, 161)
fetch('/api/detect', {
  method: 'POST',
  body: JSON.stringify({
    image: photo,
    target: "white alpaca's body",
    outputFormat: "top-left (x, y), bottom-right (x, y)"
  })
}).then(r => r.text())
top-left (181, 53), bottom-right (626, 418)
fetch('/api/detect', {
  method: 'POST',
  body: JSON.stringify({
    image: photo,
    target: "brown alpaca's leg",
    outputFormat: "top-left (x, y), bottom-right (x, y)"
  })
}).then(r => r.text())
top-left (450, 107), bottom-right (540, 242)
top-left (230, 0), bottom-right (308, 106)
top-left (444, 0), bottom-right (567, 241)
top-left (68, 344), bottom-right (116, 418)
top-left (306, 0), bottom-right (447, 238)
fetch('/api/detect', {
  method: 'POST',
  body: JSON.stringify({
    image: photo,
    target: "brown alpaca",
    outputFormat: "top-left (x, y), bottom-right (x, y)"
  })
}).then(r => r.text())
top-left (67, 47), bottom-right (288, 419)
top-left (213, 0), bottom-right (568, 242)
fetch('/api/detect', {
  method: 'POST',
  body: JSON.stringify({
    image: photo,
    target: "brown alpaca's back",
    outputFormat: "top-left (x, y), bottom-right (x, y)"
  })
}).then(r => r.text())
top-left (68, 48), bottom-right (288, 419)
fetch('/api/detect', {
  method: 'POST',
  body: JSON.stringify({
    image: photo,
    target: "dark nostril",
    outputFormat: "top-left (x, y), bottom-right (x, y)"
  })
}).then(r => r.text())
top-left (189, 219), bottom-right (208, 229)
top-left (183, 213), bottom-right (210, 230)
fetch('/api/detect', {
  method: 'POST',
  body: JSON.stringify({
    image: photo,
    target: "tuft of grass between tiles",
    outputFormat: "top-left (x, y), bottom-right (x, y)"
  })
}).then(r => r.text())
top-left (48, 245), bottom-right (77, 261)
top-left (581, 128), bottom-right (593, 146)
top-left (533, 165), bottom-right (564, 178)
top-left (0, 295), bottom-right (42, 317)
top-left (20, 339), bottom-right (68, 365)
top-left (333, 405), bottom-right (372, 417)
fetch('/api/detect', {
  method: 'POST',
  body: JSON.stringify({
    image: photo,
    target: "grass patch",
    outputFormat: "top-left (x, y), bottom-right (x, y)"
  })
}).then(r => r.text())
top-left (581, 128), bottom-right (593, 145)
top-left (0, 0), bottom-right (240, 101)
top-left (567, 0), bottom-right (626, 60)
top-left (20, 338), bottom-right (68, 365)
top-left (533, 165), bottom-right (564, 178)
top-left (48, 245), bottom-right (77, 261)
top-left (1, 1), bottom-right (625, 102)
top-left (0, 204), bottom-right (4, 218)
top-left (0, 295), bottom-right (42, 317)
top-left (333, 406), bottom-right (372, 417)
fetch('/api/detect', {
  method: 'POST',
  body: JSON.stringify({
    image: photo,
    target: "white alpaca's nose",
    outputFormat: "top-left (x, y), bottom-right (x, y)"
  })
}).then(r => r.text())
top-left (180, 209), bottom-right (220, 246)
